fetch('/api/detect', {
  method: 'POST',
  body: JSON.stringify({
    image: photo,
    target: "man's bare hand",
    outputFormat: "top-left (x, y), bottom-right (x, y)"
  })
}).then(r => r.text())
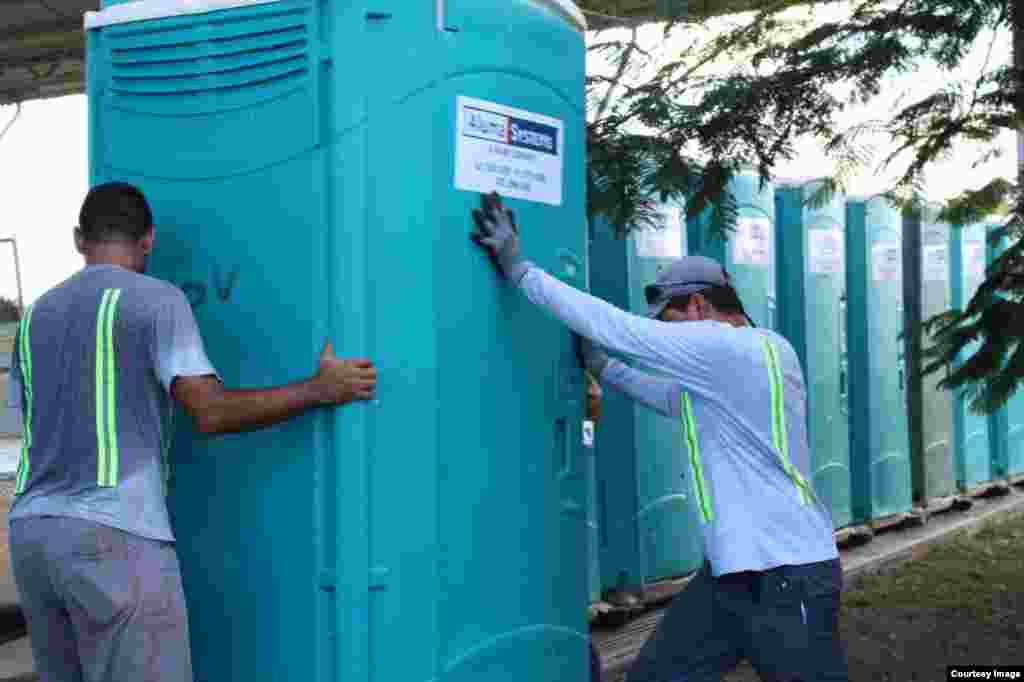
top-left (315, 342), bottom-right (377, 405)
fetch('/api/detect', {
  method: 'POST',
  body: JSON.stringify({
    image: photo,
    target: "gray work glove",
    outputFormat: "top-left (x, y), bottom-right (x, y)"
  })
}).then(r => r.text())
top-left (574, 333), bottom-right (610, 380)
top-left (471, 192), bottom-right (531, 283)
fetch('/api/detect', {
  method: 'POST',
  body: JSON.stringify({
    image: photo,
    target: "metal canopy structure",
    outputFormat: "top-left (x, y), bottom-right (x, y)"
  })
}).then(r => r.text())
top-left (0, 0), bottom-right (93, 105)
top-left (0, 0), bottom-right (770, 106)
top-left (581, 0), bottom-right (770, 29)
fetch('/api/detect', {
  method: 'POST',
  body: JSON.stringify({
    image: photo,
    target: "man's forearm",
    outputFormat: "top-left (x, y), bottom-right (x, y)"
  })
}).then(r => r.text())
top-left (518, 267), bottom-right (670, 365)
top-left (195, 380), bottom-right (330, 435)
top-left (600, 359), bottom-right (679, 418)
top-left (516, 266), bottom-right (718, 397)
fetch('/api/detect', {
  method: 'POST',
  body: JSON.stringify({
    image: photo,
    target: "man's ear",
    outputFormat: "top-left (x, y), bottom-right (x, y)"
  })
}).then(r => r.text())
top-left (140, 228), bottom-right (155, 255)
top-left (696, 293), bottom-right (716, 320)
top-left (74, 228), bottom-right (86, 255)
top-left (687, 293), bottom-right (706, 319)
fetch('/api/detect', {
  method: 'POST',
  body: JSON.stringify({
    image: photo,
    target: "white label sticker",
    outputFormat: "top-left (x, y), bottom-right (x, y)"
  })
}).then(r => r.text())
top-left (454, 96), bottom-right (564, 206)
top-left (807, 228), bottom-right (844, 275)
top-left (923, 244), bottom-right (948, 282)
top-left (582, 420), bottom-right (595, 449)
top-left (633, 206), bottom-right (683, 259)
top-left (922, 226), bottom-right (947, 246)
top-left (732, 216), bottom-right (772, 267)
top-left (871, 243), bottom-right (901, 282)
top-left (964, 243), bottom-right (985, 282)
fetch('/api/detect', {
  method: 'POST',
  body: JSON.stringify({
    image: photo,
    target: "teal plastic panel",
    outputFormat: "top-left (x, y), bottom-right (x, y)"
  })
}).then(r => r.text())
top-left (1006, 384), bottom-right (1024, 478)
top-left (583, 423), bottom-right (601, 603)
top-left (908, 205), bottom-right (958, 501)
top-left (581, 233), bottom-right (601, 604)
top-left (687, 171), bottom-right (777, 329)
top-left (986, 226), bottom-right (1024, 480)
top-left (845, 197), bottom-right (912, 524)
top-left (90, 2), bottom-right (590, 681)
top-left (951, 222), bottom-right (995, 491)
top-left (774, 181), bottom-right (852, 529)
top-left (589, 205), bottom-right (704, 594)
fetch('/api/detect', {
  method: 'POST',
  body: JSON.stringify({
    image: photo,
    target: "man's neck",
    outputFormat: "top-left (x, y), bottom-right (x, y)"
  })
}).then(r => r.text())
top-left (709, 312), bottom-right (748, 328)
top-left (83, 246), bottom-right (140, 272)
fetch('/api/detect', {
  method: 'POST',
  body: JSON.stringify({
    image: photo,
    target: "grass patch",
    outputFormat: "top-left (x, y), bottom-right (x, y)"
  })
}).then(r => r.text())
top-left (842, 511), bottom-right (1024, 619)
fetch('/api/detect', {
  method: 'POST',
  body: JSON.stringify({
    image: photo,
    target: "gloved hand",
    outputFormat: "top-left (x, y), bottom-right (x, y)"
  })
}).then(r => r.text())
top-left (471, 192), bottom-right (531, 283)
top-left (574, 333), bottom-right (610, 380)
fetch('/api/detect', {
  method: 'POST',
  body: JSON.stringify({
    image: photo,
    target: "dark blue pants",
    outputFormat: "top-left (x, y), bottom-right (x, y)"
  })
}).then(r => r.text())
top-left (626, 559), bottom-right (849, 682)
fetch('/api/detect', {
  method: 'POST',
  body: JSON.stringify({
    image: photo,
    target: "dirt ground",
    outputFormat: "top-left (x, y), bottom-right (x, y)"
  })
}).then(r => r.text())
top-left (722, 510), bottom-right (1024, 682)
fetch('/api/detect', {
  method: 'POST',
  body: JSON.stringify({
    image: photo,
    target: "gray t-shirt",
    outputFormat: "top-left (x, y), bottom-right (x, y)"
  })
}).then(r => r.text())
top-left (6, 264), bottom-right (217, 541)
top-left (518, 267), bottom-right (838, 576)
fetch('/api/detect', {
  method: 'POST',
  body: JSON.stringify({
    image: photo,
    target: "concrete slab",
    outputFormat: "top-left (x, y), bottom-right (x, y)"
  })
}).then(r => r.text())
top-left (0, 636), bottom-right (34, 681)
top-left (0, 478), bottom-right (17, 613)
top-left (593, 484), bottom-right (1024, 681)
top-left (841, 483), bottom-right (1024, 589)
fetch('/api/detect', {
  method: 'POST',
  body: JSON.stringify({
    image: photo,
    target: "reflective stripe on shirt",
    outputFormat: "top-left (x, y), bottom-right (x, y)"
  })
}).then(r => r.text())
top-left (96, 289), bottom-right (123, 487)
top-left (15, 305), bottom-right (35, 495)
top-left (763, 338), bottom-right (814, 506)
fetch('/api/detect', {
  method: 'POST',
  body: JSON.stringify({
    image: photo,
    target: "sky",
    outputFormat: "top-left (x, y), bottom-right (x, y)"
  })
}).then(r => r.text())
top-left (586, 3), bottom-right (1017, 197)
top-left (0, 4), bottom-right (1017, 305)
top-left (0, 96), bottom-right (89, 306)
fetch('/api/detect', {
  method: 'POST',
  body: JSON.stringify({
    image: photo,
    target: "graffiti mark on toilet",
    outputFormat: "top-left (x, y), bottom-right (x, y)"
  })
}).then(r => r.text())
top-left (181, 265), bottom-right (240, 309)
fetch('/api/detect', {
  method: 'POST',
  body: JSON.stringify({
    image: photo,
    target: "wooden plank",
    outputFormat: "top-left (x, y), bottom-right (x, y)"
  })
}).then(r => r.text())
top-left (922, 495), bottom-right (960, 515)
top-left (640, 572), bottom-right (696, 606)
top-left (963, 481), bottom-right (1012, 499)
top-left (868, 512), bottom-right (913, 533)
top-left (835, 524), bottom-right (874, 548)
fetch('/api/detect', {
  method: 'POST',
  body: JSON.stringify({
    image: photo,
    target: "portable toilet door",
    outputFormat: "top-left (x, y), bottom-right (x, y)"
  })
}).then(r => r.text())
top-left (903, 202), bottom-right (959, 510)
top-left (986, 224), bottom-right (1024, 484)
top-left (87, 2), bottom-right (591, 681)
top-left (588, 203), bottom-right (704, 599)
top-left (687, 169), bottom-right (777, 329)
top-left (951, 221), bottom-right (996, 495)
top-left (582, 225), bottom-right (601, 606)
top-left (775, 179), bottom-right (853, 530)
top-left (845, 196), bottom-right (913, 527)
top-left (986, 223), bottom-right (1011, 484)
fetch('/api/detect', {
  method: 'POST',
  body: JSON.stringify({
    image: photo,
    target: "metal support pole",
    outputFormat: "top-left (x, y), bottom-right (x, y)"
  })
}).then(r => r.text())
top-left (0, 238), bottom-right (24, 313)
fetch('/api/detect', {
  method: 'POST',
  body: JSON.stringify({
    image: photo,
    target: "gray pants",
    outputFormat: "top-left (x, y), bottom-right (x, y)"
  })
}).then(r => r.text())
top-left (9, 516), bottom-right (192, 682)
top-left (626, 559), bottom-right (849, 682)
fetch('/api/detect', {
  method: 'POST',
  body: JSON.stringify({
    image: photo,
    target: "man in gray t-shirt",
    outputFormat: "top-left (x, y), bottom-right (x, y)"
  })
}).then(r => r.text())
top-left (6, 182), bottom-right (377, 682)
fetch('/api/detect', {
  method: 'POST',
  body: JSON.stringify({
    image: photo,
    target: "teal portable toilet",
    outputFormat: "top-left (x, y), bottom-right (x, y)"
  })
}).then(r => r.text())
top-left (951, 221), bottom-right (997, 494)
top-left (87, 2), bottom-right (591, 681)
top-left (583, 413), bottom-right (601, 605)
top-left (1002, 361), bottom-right (1024, 483)
top-left (986, 224), bottom-right (1010, 483)
top-left (775, 179), bottom-right (852, 530)
top-left (845, 196), bottom-right (913, 527)
top-left (687, 169), bottom-right (777, 329)
top-left (582, 229), bottom-right (601, 606)
top-left (904, 202), bottom-right (959, 510)
top-left (986, 225), bottom-right (1024, 483)
top-left (588, 204), bottom-right (704, 598)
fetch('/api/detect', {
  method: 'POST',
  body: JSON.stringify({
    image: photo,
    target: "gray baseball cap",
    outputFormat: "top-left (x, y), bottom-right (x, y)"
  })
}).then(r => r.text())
top-left (644, 256), bottom-right (753, 325)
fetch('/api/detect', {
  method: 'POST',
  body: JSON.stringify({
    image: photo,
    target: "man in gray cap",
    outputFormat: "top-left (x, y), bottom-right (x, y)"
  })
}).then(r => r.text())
top-left (471, 193), bottom-right (847, 682)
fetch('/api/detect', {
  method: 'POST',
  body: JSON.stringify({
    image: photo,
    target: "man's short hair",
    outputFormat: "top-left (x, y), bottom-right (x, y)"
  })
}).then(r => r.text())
top-left (666, 284), bottom-right (748, 316)
top-left (78, 182), bottom-right (153, 244)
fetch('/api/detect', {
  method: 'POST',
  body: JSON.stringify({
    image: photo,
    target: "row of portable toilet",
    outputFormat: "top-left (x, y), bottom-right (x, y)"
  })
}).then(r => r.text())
top-left (585, 173), bottom-right (1024, 603)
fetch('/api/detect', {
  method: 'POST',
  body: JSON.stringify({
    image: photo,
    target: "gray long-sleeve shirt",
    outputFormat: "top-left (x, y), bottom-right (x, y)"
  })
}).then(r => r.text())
top-left (518, 266), bottom-right (838, 576)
